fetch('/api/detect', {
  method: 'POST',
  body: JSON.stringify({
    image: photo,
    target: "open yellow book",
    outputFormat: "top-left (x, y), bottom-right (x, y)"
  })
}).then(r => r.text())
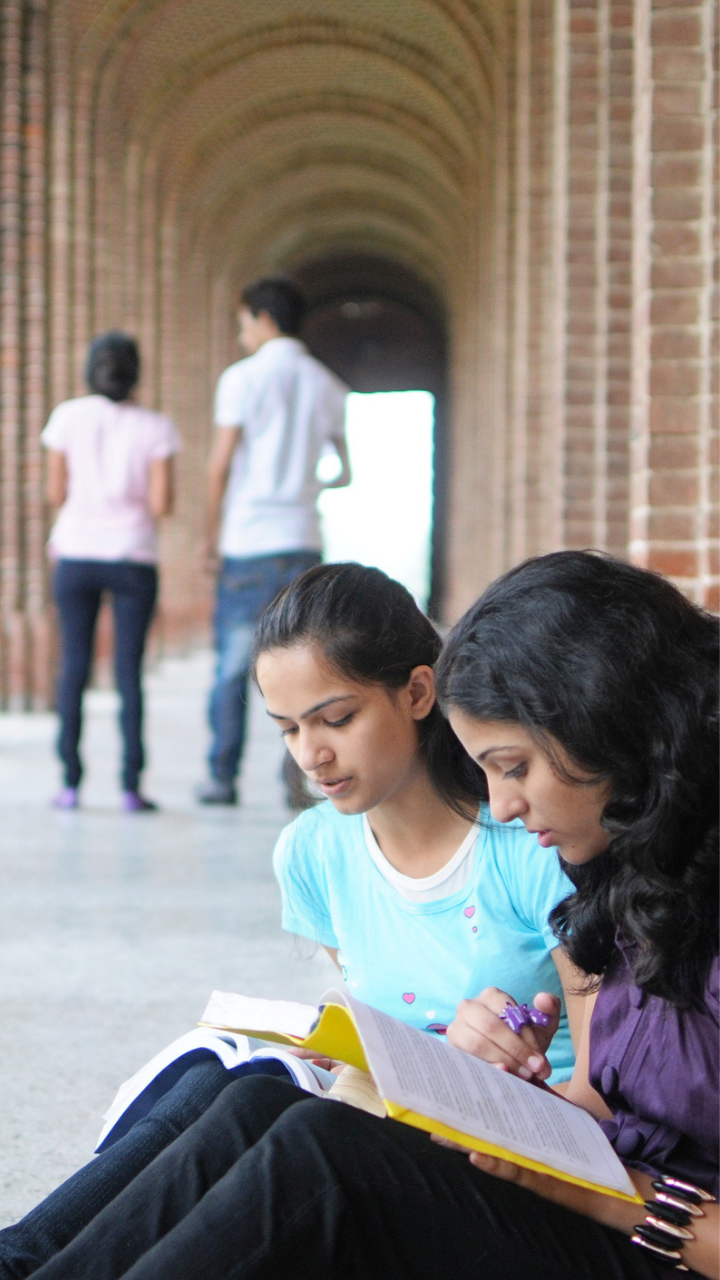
top-left (200, 988), bottom-right (642, 1205)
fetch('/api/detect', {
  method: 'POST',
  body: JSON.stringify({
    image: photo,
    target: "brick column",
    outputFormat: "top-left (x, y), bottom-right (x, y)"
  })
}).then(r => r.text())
top-left (0, 0), bottom-right (52, 707)
top-left (47, 1), bottom-right (72, 409)
top-left (606, 0), bottom-right (633, 556)
top-left (504, 0), bottom-right (530, 566)
top-left (526, 0), bottom-right (562, 557)
top-left (23, 0), bottom-right (51, 706)
top-left (498, 0), bottom-right (560, 570)
top-left (0, 0), bottom-right (25, 704)
top-left (629, 0), bottom-right (719, 606)
top-left (562, 0), bottom-right (611, 551)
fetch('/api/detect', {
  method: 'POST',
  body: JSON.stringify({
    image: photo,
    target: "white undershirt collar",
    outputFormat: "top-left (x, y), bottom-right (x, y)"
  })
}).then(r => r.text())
top-left (362, 812), bottom-right (480, 903)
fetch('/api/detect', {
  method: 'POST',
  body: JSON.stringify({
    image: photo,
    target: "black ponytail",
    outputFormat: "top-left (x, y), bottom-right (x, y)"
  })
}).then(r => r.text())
top-left (86, 331), bottom-right (139, 402)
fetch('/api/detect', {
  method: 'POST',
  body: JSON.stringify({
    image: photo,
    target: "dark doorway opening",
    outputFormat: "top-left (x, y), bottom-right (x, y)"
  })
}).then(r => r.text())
top-left (294, 254), bottom-right (447, 618)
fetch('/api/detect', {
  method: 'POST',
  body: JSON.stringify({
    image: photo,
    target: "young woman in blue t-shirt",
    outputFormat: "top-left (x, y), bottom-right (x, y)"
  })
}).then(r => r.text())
top-left (0, 564), bottom-right (581, 1275)
top-left (256, 562), bottom-right (578, 1075)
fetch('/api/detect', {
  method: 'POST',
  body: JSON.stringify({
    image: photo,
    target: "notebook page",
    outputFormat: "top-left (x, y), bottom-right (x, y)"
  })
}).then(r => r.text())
top-left (200, 991), bottom-right (318, 1039)
top-left (343, 993), bottom-right (636, 1197)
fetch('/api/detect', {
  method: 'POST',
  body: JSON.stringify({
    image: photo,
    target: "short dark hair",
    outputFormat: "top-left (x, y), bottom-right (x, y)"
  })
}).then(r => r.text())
top-left (240, 277), bottom-right (307, 336)
top-left (86, 332), bottom-right (140, 402)
top-left (436, 550), bottom-right (719, 1008)
top-left (252, 562), bottom-right (487, 820)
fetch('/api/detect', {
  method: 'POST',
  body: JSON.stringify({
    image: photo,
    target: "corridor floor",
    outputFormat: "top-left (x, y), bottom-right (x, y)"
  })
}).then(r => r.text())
top-left (0, 652), bottom-right (335, 1225)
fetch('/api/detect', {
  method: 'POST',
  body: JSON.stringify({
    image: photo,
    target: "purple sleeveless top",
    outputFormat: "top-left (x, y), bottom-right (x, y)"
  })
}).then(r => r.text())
top-left (589, 939), bottom-right (719, 1197)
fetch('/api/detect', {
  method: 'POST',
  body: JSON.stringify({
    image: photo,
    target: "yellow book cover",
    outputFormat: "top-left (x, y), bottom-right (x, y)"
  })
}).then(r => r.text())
top-left (199, 988), bottom-right (643, 1205)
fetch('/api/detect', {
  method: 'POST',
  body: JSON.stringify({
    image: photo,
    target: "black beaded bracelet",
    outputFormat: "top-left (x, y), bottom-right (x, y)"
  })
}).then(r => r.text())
top-left (630, 1174), bottom-right (717, 1272)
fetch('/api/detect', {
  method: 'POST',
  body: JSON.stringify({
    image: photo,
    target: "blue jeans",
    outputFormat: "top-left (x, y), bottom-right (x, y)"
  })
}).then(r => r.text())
top-left (208, 551), bottom-right (321, 782)
top-left (0, 1059), bottom-right (291, 1279)
top-left (54, 560), bottom-right (158, 791)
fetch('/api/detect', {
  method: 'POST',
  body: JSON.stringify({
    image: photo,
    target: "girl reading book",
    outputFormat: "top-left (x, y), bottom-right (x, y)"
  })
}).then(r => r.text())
top-left (258, 562), bottom-right (578, 1065)
top-left (19, 551), bottom-right (717, 1280)
top-left (0, 564), bottom-right (579, 1277)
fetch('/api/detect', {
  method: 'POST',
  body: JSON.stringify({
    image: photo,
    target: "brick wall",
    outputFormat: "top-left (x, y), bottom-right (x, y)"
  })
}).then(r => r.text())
top-left (0, 0), bottom-right (717, 705)
top-left (446, 0), bottom-right (717, 617)
top-left (628, 0), bottom-right (719, 608)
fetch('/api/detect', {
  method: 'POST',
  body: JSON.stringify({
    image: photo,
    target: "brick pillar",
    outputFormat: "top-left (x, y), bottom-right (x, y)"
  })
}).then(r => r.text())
top-left (0, 0), bottom-right (25, 705)
top-left (526, 0), bottom-right (563, 557)
top-left (0, 0), bottom-right (52, 708)
top-left (555, 0), bottom-right (635, 560)
top-left (47, 1), bottom-right (72, 409)
top-left (71, 68), bottom-right (93, 388)
top-left (606, 0), bottom-right (633, 556)
top-left (23, 0), bottom-right (51, 707)
top-left (505, 0), bottom-right (531, 565)
top-left (629, 0), bottom-right (719, 606)
top-left (562, 0), bottom-right (611, 551)
top-left (698, 0), bottom-right (719, 611)
top-left (499, 0), bottom-right (560, 569)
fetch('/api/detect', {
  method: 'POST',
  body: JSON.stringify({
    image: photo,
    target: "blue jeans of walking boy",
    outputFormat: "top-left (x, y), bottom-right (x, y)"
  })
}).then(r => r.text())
top-left (207, 551), bottom-right (321, 783)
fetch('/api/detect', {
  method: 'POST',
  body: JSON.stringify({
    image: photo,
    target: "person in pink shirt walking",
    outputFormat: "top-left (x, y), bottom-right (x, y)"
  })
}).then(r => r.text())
top-left (41, 332), bottom-right (181, 812)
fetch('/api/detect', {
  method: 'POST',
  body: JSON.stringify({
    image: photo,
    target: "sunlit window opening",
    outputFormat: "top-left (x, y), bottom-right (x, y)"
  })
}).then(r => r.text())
top-left (317, 391), bottom-right (435, 610)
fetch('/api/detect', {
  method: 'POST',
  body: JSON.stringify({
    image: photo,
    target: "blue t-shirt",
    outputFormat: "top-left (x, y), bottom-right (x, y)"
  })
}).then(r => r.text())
top-left (273, 801), bottom-right (576, 1081)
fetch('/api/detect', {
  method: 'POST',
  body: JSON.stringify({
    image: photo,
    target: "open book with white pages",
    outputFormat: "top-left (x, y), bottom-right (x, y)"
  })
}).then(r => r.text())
top-left (198, 989), bottom-right (641, 1203)
top-left (95, 1026), bottom-right (336, 1152)
top-left (99, 988), bottom-right (641, 1205)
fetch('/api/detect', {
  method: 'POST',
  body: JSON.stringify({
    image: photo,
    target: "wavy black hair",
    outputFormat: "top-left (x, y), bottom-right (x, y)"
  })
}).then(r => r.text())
top-left (86, 331), bottom-right (140, 402)
top-left (435, 551), bottom-right (718, 1008)
top-left (251, 562), bottom-right (487, 820)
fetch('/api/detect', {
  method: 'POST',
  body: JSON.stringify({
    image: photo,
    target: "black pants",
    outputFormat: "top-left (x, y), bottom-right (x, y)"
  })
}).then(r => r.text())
top-left (53, 560), bottom-right (158, 790)
top-left (30, 1076), bottom-right (666, 1280)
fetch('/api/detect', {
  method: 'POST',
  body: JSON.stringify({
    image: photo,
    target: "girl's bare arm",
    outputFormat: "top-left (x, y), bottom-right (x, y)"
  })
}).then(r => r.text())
top-left (148, 457), bottom-right (174, 518)
top-left (46, 449), bottom-right (68, 507)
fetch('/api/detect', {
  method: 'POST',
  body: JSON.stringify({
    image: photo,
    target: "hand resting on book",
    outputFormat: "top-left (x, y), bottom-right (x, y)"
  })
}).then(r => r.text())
top-left (432, 1135), bottom-right (651, 1235)
top-left (282, 1046), bottom-right (339, 1072)
top-left (447, 987), bottom-right (560, 1084)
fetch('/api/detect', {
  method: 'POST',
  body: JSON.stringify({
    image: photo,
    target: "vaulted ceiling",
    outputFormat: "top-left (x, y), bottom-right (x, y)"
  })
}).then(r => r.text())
top-left (58, 0), bottom-right (499, 314)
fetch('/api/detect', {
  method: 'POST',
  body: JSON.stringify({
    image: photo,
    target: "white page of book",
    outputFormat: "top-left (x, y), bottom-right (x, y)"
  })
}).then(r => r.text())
top-left (335, 990), bottom-right (636, 1197)
top-left (96, 1030), bottom-right (335, 1152)
top-left (97, 1028), bottom-right (252, 1148)
top-left (201, 991), bottom-right (318, 1040)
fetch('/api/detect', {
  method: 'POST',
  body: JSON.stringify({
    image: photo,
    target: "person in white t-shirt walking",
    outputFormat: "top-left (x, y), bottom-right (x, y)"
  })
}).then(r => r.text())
top-left (196, 278), bottom-right (350, 805)
top-left (42, 333), bottom-right (181, 811)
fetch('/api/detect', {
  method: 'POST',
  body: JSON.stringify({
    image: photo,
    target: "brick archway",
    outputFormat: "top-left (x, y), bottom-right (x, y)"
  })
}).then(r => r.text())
top-left (0, 0), bottom-right (717, 707)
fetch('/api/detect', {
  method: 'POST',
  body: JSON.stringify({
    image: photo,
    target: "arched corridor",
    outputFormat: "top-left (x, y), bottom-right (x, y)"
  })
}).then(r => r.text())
top-left (0, 0), bottom-right (717, 706)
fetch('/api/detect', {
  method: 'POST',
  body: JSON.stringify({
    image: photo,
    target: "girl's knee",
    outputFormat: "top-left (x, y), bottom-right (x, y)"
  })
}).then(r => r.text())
top-left (273, 1094), bottom-right (378, 1152)
top-left (209, 1072), bottom-right (301, 1123)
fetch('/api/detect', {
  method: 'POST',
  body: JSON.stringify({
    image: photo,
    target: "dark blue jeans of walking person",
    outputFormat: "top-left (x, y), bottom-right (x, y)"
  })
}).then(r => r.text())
top-left (207, 551), bottom-right (321, 784)
top-left (54, 559), bottom-right (158, 791)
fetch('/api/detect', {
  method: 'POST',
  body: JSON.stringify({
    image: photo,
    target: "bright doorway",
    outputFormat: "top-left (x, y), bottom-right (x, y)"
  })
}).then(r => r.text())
top-left (317, 391), bottom-right (434, 609)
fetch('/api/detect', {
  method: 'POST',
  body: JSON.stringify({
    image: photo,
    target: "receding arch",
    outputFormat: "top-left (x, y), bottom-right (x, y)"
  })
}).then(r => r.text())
top-left (291, 252), bottom-right (448, 615)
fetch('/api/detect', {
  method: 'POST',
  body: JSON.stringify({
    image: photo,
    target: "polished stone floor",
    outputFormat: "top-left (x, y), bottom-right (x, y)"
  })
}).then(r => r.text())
top-left (0, 652), bottom-right (335, 1225)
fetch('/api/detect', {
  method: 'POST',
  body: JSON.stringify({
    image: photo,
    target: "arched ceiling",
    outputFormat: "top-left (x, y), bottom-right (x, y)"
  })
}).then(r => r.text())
top-left (59, 0), bottom-right (500, 307)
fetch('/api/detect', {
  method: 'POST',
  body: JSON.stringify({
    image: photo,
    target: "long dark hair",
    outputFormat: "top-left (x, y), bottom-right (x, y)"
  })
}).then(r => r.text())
top-left (252, 563), bottom-right (486, 819)
top-left (86, 332), bottom-right (140, 402)
top-left (435, 551), bottom-right (719, 1007)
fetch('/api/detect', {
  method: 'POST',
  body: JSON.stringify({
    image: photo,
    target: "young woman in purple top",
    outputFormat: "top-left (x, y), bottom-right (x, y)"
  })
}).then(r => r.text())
top-left (21, 552), bottom-right (719, 1280)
